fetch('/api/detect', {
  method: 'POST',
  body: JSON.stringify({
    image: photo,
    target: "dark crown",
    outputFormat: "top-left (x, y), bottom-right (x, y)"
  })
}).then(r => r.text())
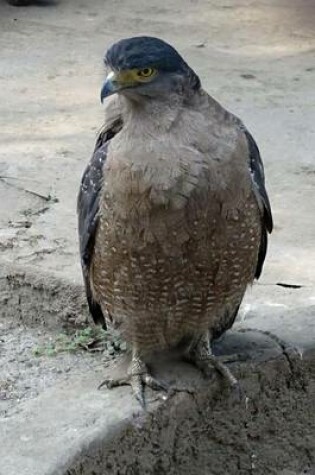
top-left (105, 36), bottom-right (200, 90)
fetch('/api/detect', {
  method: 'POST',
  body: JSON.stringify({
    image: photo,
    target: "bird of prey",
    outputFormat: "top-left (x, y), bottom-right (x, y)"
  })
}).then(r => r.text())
top-left (78, 36), bottom-right (272, 407)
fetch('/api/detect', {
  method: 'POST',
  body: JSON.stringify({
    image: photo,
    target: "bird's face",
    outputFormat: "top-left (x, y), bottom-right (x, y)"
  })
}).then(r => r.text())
top-left (100, 36), bottom-right (200, 102)
top-left (101, 66), bottom-right (160, 101)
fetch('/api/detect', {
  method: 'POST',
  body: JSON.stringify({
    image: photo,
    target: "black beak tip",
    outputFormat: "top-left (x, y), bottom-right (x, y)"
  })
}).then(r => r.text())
top-left (100, 80), bottom-right (114, 103)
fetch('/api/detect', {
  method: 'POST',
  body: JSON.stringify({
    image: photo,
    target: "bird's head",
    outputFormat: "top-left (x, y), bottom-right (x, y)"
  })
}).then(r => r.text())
top-left (100, 36), bottom-right (200, 102)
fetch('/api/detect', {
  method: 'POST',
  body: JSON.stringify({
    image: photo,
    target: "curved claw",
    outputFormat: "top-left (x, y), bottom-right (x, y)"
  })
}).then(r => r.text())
top-left (187, 332), bottom-right (244, 394)
top-left (229, 381), bottom-right (249, 408)
top-left (143, 374), bottom-right (169, 392)
top-left (98, 365), bottom-right (169, 409)
top-left (98, 377), bottom-right (130, 390)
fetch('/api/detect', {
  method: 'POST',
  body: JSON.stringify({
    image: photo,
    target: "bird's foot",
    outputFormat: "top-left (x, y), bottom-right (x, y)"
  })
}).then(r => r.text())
top-left (187, 332), bottom-right (247, 406)
top-left (98, 355), bottom-right (169, 409)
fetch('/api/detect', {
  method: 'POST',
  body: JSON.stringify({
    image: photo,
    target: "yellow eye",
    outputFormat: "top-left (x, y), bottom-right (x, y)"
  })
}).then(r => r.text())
top-left (137, 68), bottom-right (156, 79)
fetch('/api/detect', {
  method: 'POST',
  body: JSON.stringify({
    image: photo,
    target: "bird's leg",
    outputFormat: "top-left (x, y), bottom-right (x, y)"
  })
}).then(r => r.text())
top-left (98, 347), bottom-right (169, 408)
top-left (186, 331), bottom-right (239, 389)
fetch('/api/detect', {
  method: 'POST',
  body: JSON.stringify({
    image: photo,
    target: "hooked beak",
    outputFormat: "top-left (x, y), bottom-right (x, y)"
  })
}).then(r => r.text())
top-left (100, 69), bottom-right (141, 102)
top-left (100, 71), bottom-right (118, 102)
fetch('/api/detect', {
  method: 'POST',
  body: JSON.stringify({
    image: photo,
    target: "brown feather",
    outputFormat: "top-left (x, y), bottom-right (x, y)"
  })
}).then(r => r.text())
top-left (90, 90), bottom-right (262, 353)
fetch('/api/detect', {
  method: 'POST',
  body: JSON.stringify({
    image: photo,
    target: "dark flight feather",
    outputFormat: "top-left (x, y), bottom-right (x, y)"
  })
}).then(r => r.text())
top-left (77, 122), bottom-right (121, 327)
top-left (243, 128), bottom-right (273, 279)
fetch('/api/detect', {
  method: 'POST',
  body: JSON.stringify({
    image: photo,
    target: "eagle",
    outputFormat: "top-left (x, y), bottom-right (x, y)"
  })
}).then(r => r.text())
top-left (77, 36), bottom-right (272, 407)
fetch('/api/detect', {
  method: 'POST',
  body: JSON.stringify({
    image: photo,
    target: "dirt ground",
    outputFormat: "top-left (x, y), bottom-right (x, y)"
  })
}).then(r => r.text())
top-left (0, 1), bottom-right (315, 469)
top-left (1, 0), bottom-right (315, 282)
top-left (0, 320), bottom-right (106, 416)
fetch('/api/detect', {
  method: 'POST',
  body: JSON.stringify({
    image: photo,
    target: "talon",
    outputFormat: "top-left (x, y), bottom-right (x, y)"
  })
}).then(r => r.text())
top-left (98, 377), bottom-right (131, 390)
top-left (98, 350), bottom-right (168, 408)
top-left (188, 331), bottom-right (240, 392)
top-left (167, 386), bottom-right (196, 398)
top-left (230, 381), bottom-right (248, 407)
top-left (98, 380), bottom-right (109, 390)
top-left (143, 374), bottom-right (169, 392)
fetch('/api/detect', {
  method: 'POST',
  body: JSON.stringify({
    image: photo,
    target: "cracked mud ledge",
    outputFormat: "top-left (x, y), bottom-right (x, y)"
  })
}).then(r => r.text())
top-left (0, 262), bottom-right (89, 330)
top-left (66, 359), bottom-right (315, 475)
top-left (0, 262), bottom-right (122, 418)
top-left (0, 262), bottom-right (315, 475)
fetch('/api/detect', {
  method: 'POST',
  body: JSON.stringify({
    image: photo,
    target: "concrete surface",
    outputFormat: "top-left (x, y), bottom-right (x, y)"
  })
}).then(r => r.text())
top-left (0, 0), bottom-right (315, 474)
top-left (0, 327), bottom-right (314, 475)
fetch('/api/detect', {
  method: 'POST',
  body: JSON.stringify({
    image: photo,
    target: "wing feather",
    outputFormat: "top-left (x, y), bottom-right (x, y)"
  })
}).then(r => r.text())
top-left (242, 127), bottom-right (273, 278)
top-left (77, 120), bottom-right (122, 327)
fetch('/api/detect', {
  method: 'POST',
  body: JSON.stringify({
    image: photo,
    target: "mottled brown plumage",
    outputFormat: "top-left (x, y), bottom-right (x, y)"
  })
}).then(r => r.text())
top-left (78, 37), bottom-right (272, 406)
